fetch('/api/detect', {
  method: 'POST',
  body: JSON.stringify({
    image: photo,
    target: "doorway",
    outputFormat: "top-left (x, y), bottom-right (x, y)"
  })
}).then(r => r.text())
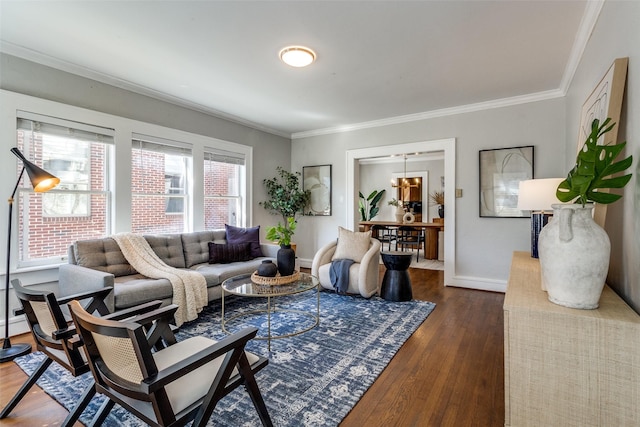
top-left (346, 138), bottom-right (455, 285)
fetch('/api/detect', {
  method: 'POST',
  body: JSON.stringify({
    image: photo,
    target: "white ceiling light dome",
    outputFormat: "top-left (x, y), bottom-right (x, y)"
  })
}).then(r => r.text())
top-left (279, 45), bottom-right (316, 67)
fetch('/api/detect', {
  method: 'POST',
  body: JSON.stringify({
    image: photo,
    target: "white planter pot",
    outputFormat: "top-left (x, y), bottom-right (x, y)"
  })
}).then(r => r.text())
top-left (538, 204), bottom-right (610, 309)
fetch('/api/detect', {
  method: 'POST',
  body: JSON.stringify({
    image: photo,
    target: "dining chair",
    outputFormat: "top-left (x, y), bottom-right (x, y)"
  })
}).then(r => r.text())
top-left (371, 224), bottom-right (397, 251)
top-left (396, 226), bottom-right (424, 261)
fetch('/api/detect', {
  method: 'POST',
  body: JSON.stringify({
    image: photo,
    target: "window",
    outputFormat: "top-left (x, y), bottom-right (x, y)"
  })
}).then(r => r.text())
top-left (16, 112), bottom-right (114, 267)
top-left (204, 149), bottom-right (245, 228)
top-left (131, 135), bottom-right (191, 234)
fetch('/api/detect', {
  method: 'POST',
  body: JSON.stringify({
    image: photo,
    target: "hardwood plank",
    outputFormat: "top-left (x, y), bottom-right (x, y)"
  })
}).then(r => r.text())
top-left (0, 267), bottom-right (505, 427)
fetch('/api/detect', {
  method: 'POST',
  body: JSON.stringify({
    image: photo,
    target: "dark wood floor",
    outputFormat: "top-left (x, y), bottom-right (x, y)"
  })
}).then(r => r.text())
top-left (0, 267), bottom-right (505, 427)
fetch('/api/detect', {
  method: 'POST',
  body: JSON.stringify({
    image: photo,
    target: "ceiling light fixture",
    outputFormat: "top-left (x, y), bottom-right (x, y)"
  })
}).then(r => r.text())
top-left (391, 154), bottom-right (420, 189)
top-left (279, 45), bottom-right (316, 67)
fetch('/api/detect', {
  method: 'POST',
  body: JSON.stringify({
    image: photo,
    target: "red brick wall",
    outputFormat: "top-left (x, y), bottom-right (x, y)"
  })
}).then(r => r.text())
top-left (17, 136), bottom-right (241, 263)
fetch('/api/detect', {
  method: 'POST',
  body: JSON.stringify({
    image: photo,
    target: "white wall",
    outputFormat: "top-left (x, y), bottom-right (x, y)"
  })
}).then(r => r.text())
top-left (564, 0), bottom-right (640, 312)
top-left (292, 99), bottom-right (567, 287)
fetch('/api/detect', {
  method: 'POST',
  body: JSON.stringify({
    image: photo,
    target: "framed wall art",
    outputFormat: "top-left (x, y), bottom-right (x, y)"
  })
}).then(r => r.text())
top-left (479, 146), bottom-right (534, 218)
top-left (303, 164), bottom-right (332, 216)
top-left (577, 57), bottom-right (628, 227)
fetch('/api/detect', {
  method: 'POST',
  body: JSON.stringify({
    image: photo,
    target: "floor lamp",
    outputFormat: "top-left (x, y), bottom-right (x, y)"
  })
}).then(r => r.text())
top-left (1, 148), bottom-right (59, 363)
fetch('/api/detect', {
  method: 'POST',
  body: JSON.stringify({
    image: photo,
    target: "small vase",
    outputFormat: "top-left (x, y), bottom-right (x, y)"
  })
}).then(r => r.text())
top-left (277, 244), bottom-right (296, 276)
top-left (438, 205), bottom-right (444, 218)
top-left (538, 204), bottom-right (610, 309)
top-left (257, 260), bottom-right (278, 277)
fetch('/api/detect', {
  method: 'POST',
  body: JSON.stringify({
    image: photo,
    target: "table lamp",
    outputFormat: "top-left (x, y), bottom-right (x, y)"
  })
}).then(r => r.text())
top-left (517, 178), bottom-right (563, 258)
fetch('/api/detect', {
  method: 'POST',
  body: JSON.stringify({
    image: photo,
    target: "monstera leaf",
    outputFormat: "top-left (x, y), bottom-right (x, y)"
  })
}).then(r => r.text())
top-left (557, 118), bottom-right (633, 206)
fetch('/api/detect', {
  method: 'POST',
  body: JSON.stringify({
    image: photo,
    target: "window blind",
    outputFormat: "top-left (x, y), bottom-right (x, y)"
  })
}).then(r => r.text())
top-left (204, 148), bottom-right (245, 165)
top-left (132, 133), bottom-right (192, 156)
top-left (18, 111), bottom-right (115, 143)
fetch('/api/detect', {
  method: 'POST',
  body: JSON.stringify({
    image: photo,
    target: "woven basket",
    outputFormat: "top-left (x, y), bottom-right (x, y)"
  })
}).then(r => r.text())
top-left (251, 270), bottom-right (300, 286)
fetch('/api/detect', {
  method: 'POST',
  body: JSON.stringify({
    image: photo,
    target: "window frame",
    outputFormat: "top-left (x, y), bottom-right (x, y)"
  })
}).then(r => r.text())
top-left (1, 90), bottom-right (253, 277)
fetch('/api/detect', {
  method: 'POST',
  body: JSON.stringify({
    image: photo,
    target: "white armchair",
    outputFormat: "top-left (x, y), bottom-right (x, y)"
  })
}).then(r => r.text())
top-left (311, 237), bottom-right (381, 298)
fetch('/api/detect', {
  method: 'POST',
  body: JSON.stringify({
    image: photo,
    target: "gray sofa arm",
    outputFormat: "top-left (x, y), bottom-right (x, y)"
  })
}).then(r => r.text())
top-left (58, 264), bottom-right (115, 312)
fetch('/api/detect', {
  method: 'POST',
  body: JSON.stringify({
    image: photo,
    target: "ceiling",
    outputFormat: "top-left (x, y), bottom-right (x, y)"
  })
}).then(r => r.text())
top-left (0, 1), bottom-right (591, 138)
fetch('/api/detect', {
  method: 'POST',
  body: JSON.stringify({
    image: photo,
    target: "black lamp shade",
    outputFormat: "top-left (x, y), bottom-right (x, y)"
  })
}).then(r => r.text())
top-left (10, 148), bottom-right (60, 192)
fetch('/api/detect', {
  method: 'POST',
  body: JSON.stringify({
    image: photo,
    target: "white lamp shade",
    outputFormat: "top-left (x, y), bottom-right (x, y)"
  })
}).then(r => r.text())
top-left (517, 178), bottom-right (564, 211)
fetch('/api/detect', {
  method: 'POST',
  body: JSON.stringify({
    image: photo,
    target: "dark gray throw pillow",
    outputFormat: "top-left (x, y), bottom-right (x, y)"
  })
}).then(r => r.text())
top-left (225, 224), bottom-right (263, 258)
top-left (208, 242), bottom-right (251, 264)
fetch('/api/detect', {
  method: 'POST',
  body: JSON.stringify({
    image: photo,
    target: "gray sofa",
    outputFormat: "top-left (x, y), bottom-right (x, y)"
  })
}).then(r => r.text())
top-left (58, 230), bottom-right (279, 312)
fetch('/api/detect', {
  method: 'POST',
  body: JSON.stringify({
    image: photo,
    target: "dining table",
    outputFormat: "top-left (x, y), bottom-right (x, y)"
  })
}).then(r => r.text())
top-left (359, 220), bottom-right (444, 260)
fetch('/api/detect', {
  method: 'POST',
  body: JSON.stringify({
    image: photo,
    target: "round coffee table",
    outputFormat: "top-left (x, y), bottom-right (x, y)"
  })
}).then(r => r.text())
top-left (221, 272), bottom-right (320, 351)
top-left (380, 251), bottom-right (413, 302)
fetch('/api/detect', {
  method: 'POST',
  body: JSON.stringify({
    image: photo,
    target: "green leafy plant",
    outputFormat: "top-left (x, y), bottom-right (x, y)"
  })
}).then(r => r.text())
top-left (359, 189), bottom-right (386, 221)
top-left (387, 198), bottom-right (401, 207)
top-left (265, 217), bottom-right (297, 246)
top-left (556, 118), bottom-right (633, 206)
top-left (260, 167), bottom-right (310, 245)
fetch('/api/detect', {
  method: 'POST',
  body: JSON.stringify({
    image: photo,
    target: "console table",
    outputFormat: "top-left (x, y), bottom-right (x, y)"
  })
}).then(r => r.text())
top-left (504, 251), bottom-right (640, 426)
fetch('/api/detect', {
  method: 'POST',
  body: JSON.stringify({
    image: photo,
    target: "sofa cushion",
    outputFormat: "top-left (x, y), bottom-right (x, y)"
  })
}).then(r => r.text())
top-left (74, 238), bottom-right (137, 277)
top-left (144, 234), bottom-right (186, 268)
top-left (225, 224), bottom-right (263, 258)
top-left (181, 231), bottom-right (218, 268)
top-left (113, 275), bottom-right (174, 309)
top-left (208, 242), bottom-right (251, 264)
top-left (332, 226), bottom-right (372, 263)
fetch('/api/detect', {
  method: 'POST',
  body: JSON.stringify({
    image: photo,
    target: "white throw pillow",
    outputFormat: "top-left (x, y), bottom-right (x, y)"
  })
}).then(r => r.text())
top-left (331, 226), bottom-right (372, 263)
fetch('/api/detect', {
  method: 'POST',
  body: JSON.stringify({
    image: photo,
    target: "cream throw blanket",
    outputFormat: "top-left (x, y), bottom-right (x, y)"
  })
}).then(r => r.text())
top-left (112, 233), bottom-right (207, 327)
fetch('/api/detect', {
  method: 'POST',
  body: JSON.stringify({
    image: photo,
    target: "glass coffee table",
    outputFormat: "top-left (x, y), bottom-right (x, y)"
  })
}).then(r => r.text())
top-left (221, 272), bottom-right (320, 351)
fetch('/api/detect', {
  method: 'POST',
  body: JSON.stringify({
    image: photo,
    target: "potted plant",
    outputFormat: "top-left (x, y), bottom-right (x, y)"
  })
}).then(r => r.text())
top-left (538, 118), bottom-right (633, 309)
top-left (429, 190), bottom-right (445, 218)
top-left (260, 167), bottom-right (309, 276)
top-left (359, 189), bottom-right (386, 221)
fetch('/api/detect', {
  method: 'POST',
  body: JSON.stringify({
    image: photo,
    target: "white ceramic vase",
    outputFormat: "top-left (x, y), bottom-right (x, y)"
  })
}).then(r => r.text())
top-left (538, 203), bottom-right (610, 309)
top-left (395, 206), bottom-right (405, 223)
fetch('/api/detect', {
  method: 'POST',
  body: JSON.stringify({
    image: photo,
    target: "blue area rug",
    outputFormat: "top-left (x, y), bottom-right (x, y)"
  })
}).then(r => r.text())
top-left (14, 290), bottom-right (435, 426)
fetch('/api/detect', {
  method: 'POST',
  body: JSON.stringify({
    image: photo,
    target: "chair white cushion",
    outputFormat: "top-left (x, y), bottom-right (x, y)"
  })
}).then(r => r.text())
top-left (153, 336), bottom-right (259, 414)
top-left (331, 227), bottom-right (372, 263)
top-left (317, 262), bottom-right (362, 294)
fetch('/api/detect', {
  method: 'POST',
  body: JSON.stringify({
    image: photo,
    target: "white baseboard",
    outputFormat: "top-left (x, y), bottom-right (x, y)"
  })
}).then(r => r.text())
top-left (1, 315), bottom-right (30, 338)
top-left (299, 257), bottom-right (506, 293)
top-left (447, 275), bottom-right (507, 293)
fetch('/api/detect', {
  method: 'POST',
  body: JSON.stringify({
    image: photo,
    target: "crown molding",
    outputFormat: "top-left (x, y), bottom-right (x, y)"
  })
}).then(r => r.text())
top-left (0, 43), bottom-right (290, 139)
top-left (292, 89), bottom-right (564, 139)
top-left (558, 0), bottom-right (605, 94)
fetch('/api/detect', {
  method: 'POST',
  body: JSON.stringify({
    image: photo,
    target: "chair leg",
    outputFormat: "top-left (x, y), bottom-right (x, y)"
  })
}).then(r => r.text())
top-left (237, 355), bottom-right (273, 427)
top-left (61, 381), bottom-right (96, 427)
top-left (0, 357), bottom-right (53, 418)
top-left (88, 398), bottom-right (115, 427)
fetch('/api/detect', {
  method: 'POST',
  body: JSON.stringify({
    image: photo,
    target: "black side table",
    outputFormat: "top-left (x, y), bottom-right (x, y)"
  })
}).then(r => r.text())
top-left (380, 251), bottom-right (413, 301)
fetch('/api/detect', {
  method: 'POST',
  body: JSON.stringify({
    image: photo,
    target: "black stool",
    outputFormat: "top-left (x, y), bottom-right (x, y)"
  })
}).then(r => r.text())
top-left (380, 251), bottom-right (413, 301)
